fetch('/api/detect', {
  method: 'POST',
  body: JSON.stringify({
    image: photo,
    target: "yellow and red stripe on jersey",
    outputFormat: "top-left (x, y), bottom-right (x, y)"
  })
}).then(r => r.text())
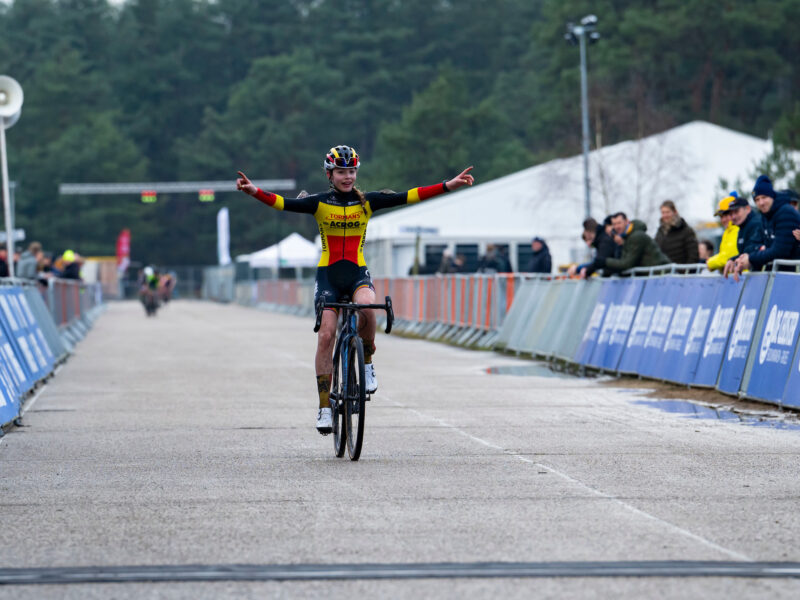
top-left (406, 183), bottom-right (446, 204)
top-left (254, 189), bottom-right (285, 210)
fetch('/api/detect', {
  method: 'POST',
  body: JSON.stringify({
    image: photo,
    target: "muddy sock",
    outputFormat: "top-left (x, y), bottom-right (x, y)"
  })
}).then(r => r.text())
top-left (362, 339), bottom-right (375, 364)
top-left (316, 374), bottom-right (331, 409)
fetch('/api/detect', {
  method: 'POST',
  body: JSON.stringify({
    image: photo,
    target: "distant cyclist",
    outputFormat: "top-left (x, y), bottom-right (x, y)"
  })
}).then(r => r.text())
top-left (237, 146), bottom-right (474, 433)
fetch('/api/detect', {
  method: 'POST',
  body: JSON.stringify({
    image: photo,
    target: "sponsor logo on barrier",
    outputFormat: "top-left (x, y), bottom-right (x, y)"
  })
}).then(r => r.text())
top-left (626, 305), bottom-right (654, 348)
top-left (582, 303), bottom-right (606, 342)
top-left (611, 304), bottom-right (637, 345)
top-left (664, 305), bottom-right (693, 352)
top-left (684, 306), bottom-right (711, 356)
top-left (3, 342), bottom-right (25, 382)
top-left (597, 303), bottom-right (616, 345)
top-left (703, 306), bottom-right (735, 358)
top-left (759, 305), bottom-right (799, 366)
top-left (644, 303), bottom-right (674, 349)
top-left (0, 296), bottom-right (20, 330)
top-left (727, 307), bottom-right (757, 361)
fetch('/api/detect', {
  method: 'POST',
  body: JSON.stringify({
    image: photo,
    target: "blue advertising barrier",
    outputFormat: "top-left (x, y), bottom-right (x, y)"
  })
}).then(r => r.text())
top-left (587, 278), bottom-right (644, 371)
top-left (783, 334), bottom-right (800, 408)
top-left (745, 274), bottom-right (800, 402)
top-left (0, 322), bottom-right (22, 426)
top-left (573, 280), bottom-right (617, 365)
top-left (693, 277), bottom-right (744, 387)
top-left (0, 289), bottom-right (38, 394)
top-left (637, 277), bottom-right (684, 379)
top-left (11, 288), bottom-right (56, 369)
top-left (665, 276), bottom-right (720, 385)
top-left (0, 288), bottom-right (52, 384)
top-left (618, 278), bottom-right (666, 374)
top-left (717, 274), bottom-right (769, 395)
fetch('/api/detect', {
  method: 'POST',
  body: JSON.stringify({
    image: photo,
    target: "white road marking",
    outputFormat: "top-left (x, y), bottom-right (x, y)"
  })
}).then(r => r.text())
top-left (388, 396), bottom-right (753, 563)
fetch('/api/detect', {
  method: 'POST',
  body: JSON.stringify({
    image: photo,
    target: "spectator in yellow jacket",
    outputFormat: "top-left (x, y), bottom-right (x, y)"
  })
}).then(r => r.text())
top-left (707, 192), bottom-right (739, 272)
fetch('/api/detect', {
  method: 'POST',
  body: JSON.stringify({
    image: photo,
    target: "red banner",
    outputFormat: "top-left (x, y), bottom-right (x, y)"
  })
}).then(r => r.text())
top-left (116, 229), bottom-right (131, 272)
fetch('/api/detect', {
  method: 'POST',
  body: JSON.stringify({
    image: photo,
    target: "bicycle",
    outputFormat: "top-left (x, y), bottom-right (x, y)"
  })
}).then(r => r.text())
top-left (314, 295), bottom-right (394, 461)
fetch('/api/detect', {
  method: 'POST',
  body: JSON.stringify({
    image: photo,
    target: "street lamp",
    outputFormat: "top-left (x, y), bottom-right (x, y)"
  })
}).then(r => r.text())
top-left (565, 15), bottom-right (600, 219)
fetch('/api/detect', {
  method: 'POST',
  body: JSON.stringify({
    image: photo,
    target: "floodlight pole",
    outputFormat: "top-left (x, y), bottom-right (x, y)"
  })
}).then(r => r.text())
top-left (566, 15), bottom-right (599, 220)
top-left (579, 32), bottom-right (591, 220)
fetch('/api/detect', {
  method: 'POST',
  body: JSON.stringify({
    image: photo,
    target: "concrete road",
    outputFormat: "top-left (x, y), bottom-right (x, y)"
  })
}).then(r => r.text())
top-left (1, 301), bottom-right (799, 599)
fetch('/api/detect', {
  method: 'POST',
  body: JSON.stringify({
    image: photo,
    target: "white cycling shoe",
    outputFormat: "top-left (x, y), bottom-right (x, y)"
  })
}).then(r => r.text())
top-left (316, 407), bottom-right (332, 434)
top-left (365, 363), bottom-right (377, 394)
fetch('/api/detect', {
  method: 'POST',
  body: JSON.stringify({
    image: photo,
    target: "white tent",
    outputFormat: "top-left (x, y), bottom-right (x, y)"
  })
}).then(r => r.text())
top-left (242, 233), bottom-right (320, 269)
top-left (364, 121), bottom-right (794, 276)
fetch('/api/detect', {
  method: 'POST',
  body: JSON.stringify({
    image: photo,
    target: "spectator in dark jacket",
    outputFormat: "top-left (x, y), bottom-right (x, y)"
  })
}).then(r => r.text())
top-left (597, 213), bottom-right (669, 274)
top-left (527, 237), bottom-right (552, 273)
top-left (655, 200), bottom-right (699, 264)
top-left (731, 178), bottom-right (800, 278)
top-left (0, 249), bottom-right (8, 277)
top-left (726, 195), bottom-right (765, 258)
top-left (60, 249), bottom-right (82, 280)
top-left (569, 216), bottom-right (617, 278)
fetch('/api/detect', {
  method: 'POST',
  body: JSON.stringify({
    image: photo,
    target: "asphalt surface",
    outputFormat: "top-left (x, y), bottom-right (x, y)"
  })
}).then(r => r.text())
top-left (1, 300), bottom-right (800, 599)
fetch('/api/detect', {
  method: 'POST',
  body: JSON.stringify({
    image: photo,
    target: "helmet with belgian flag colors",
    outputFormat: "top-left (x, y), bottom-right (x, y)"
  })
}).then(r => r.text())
top-left (324, 145), bottom-right (360, 171)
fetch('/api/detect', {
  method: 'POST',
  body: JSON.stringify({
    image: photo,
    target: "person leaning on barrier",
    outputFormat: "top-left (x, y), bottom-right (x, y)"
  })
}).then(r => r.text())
top-left (568, 216), bottom-right (616, 278)
top-left (16, 241), bottom-right (42, 279)
top-left (722, 193), bottom-right (766, 277)
top-left (594, 212), bottom-right (669, 274)
top-left (729, 176), bottom-right (800, 279)
top-left (706, 193), bottom-right (740, 272)
top-left (655, 200), bottom-right (699, 264)
top-left (59, 249), bottom-right (82, 280)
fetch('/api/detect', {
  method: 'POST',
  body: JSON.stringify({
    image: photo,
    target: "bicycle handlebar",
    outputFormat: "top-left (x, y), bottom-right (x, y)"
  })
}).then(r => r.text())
top-left (314, 296), bottom-right (394, 335)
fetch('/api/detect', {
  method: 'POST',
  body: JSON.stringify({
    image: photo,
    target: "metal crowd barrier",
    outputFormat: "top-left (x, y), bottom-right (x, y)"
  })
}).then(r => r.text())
top-left (0, 277), bottom-right (104, 429)
top-left (496, 261), bottom-right (800, 408)
top-left (216, 261), bottom-right (800, 409)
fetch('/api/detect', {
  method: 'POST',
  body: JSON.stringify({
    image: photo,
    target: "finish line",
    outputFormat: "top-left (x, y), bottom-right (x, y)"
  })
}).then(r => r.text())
top-left (2, 561), bottom-right (800, 585)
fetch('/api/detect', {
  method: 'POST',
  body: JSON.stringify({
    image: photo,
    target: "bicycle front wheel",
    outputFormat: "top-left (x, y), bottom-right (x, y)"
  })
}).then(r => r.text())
top-left (345, 336), bottom-right (366, 461)
top-left (331, 346), bottom-right (347, 458)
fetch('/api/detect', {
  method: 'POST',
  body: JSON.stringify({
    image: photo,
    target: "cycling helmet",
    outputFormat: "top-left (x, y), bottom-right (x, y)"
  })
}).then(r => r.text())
top-left (324, 145), bottom-right (360, 170)
top-left (144, 266), bottom-right (154, 277)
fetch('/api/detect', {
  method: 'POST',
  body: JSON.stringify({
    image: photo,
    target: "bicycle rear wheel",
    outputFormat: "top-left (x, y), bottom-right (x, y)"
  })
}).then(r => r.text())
top-left (345, 337), bottom-right (366, 460)
top-left (330, 346), bottom-right (347, 458)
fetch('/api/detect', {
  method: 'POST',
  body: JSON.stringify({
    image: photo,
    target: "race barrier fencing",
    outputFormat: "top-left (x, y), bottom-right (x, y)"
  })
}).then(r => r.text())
top-left (220, 261), bottom-right (800, 408)
top-left (0, 278), bottom-right (104, 429)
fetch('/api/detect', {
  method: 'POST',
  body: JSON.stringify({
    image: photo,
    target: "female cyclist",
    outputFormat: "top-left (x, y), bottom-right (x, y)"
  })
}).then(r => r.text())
top-left (237, 146), bottom-right (474, 433)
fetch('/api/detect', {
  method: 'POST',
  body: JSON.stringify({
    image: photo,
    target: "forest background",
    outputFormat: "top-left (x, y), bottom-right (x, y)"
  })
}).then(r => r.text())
top-left (2, 0), bottom-right (799, 265)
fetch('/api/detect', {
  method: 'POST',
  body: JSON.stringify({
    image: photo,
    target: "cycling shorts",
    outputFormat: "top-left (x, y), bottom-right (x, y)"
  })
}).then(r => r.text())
top-left (314, 263), bottom-right (373, 308)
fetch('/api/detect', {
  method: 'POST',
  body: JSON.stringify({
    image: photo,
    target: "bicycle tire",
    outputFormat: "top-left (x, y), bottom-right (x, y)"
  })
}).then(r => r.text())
top-left (330, 345), bottom-right (347, 457)
top-left (345, 336), bottom-right (366, 461)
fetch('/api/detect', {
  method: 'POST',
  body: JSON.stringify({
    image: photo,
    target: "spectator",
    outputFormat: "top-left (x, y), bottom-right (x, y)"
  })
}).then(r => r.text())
top-left (731, 177), bottom-right (800, 277)
top-left (655, 200), bottom-right (699, 264)
top-left (597, 212), bottom-right (669, 274)
top-left (497, 245), bottom-right (513, 273)
top-left (569, 216), bottom-right (618, 278)
top-left (16, 241), bottom-right (42, 279)
top-left (479, 244), bottom-right (503, 273)
top-left (706, 193), bottom-right (740, 272)
top-left (698, 240), bottom-right (714, 261)
top-left (0, 248), bottom-right (8, 277)
top-left (60, 249), bottom-right (82, 280)
top-left (527, 237), bottom-right (552, 273)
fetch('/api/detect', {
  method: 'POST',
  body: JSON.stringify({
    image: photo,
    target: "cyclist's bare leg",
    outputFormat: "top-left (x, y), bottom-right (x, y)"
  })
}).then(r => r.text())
top-left (315, 309), bottom-right (338, 410)
top-left (315, 309), bottom-right (338, 375)
top-left (353, 286), bottom-right (376, 360)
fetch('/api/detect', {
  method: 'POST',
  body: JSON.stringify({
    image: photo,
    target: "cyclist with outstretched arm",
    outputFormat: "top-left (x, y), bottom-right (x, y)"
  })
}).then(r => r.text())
top-left (237, 146), bottom-right (474, 433)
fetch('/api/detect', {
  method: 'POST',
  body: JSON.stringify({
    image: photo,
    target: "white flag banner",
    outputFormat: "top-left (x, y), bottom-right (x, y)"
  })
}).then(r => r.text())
top-left (217, 207), bottom-right (231, 266)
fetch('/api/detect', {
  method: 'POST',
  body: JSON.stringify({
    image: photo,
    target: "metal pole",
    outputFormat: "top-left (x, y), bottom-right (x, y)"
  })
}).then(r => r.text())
top-left (579, 31), bottom-right (591, 219)
top-left (1, 124), bottom-right (14, 277)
